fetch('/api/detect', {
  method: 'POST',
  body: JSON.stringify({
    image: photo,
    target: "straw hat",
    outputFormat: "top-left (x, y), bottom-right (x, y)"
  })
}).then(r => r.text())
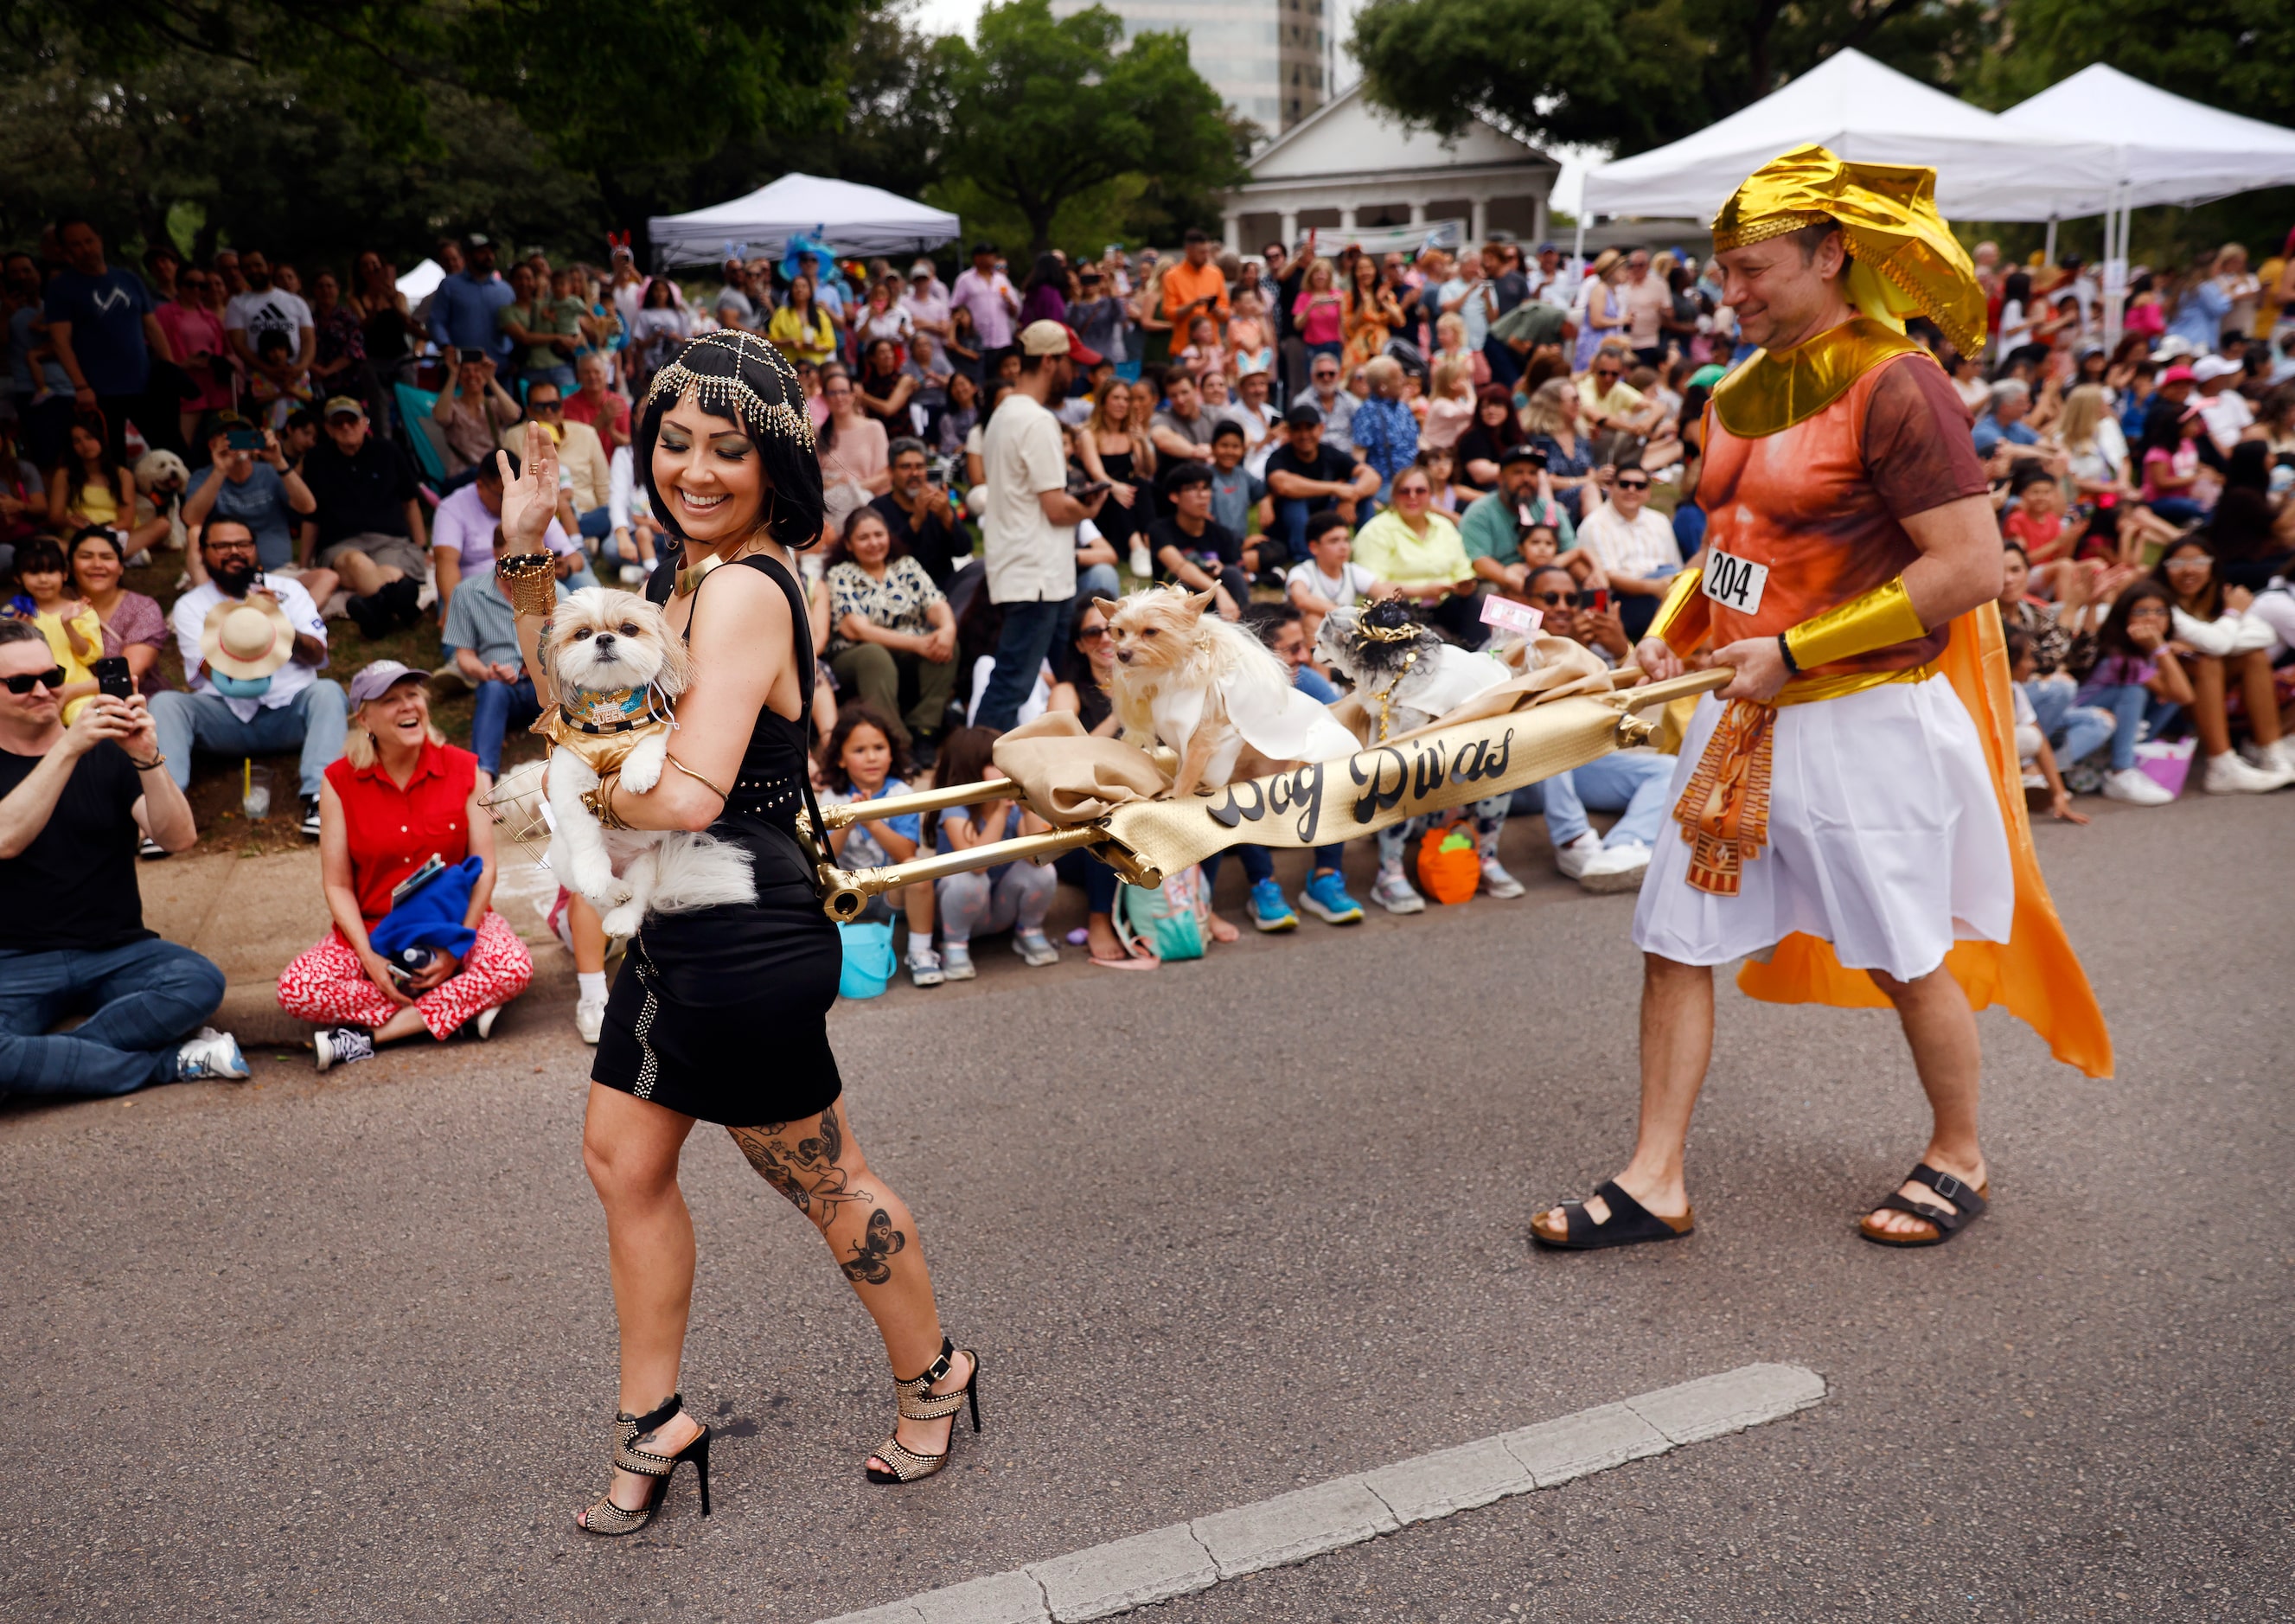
top-left (199, 594), bottom-right (296, 681)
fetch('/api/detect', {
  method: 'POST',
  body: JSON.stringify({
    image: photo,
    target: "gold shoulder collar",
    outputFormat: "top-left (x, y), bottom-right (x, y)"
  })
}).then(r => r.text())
top-left (1711, 316), bottom-right (1932, 439)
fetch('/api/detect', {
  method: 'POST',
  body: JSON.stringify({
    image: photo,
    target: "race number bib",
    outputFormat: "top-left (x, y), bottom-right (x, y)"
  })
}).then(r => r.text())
top-left (1700, 547), bottom-right (1768, 615)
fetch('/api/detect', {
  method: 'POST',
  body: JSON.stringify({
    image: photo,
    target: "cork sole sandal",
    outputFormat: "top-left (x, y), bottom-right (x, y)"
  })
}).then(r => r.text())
top-left (1859, 1163), bottom-right (1989, 1249)
top-left (1531, 1180), bottom-right (1695, 1251)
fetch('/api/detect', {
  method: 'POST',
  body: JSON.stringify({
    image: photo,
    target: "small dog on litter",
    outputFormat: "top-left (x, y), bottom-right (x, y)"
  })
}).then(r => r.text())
top-left (538, 586), bottom-right (754, 937)
top-left (1096, 585), bottom-right (1358, 797)
top-left (1317, 598), bottom-right (1518, 741)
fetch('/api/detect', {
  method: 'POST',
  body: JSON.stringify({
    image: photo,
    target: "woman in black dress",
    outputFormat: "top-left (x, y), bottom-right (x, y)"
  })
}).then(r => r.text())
top-left (495, 331), bottom-right (979, 1537)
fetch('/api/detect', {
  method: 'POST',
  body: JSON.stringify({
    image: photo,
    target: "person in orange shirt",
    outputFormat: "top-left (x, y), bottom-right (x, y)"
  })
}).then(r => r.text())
top-left (1160, 229), bottom-right (1231, 346)
top-left (1531, 146), bottom-right (2109, 1258)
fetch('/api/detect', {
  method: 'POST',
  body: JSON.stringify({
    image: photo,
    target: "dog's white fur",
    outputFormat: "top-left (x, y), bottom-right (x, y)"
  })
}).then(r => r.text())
top-left (1316, 604), bottom-right (1521, 738)
top-left (540, 587), bottom-right (755, 937)
top-left (1096, 586), bottom-right (1300, 798)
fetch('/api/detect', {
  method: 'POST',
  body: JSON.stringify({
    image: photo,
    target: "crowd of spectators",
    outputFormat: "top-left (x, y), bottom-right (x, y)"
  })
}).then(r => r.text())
top-left (4, 211), bottom-right (2292, 1090)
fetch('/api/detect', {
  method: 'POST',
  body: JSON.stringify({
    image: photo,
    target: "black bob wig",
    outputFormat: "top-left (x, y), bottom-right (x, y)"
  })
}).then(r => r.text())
top-left (633, 329), bottom-right (827, 553)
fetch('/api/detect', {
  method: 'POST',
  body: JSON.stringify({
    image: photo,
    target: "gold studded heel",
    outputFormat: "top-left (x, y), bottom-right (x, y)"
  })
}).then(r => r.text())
top-left (578, 1392), bottom-right (712, 1535)
top-left (866, 1336), bottom-right (981, 1485)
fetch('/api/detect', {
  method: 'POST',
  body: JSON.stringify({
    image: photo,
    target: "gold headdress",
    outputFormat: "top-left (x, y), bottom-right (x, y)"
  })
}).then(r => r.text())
top-left (1710, 144), bottom-right (1985, 356)
top-left (643, 329), bottom-right (816, 451)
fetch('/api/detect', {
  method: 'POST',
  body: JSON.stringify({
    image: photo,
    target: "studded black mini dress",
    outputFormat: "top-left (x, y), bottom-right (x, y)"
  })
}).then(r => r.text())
top-left (591, 552), bottom-right (843, 1125)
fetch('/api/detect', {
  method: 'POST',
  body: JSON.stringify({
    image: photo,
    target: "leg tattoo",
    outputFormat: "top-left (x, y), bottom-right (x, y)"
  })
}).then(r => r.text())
top-left (727, 1109), bottom-right (881, 1237)
top-left (840, 1210), bottom-right (908, 1284)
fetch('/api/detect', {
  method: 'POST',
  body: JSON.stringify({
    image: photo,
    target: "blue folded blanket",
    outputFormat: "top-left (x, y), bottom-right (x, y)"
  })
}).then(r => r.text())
top-left (368, 855), bottom-right (484, 962)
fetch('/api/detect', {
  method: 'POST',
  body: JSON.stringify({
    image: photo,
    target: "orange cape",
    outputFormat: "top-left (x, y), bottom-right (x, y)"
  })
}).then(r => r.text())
top-left (1733, 601), bottom-right (2114, 1077)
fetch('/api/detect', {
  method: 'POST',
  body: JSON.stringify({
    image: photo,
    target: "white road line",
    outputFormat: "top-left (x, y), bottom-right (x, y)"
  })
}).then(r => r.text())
top-left (819, 1362), bottom-right (1827, 1624)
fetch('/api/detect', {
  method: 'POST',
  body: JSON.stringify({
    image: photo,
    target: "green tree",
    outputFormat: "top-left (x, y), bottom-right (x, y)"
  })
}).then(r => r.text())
top-left (1348, 0), bottom-right (1988, 157)
top-left (927, 0), bottom-right (1245, 255)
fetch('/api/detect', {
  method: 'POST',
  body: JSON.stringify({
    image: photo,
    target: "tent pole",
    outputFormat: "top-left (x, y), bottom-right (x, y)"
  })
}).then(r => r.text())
top-left (1571, 218), bottom-right (1586, 282)
top-left (2042, 215), bottom-right (2057, 269)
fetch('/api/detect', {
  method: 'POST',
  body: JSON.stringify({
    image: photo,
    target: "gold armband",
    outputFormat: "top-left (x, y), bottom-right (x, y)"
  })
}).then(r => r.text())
top-left (497, 553), bottom-right (560, 617)
top-left (1646, 567), bottom-right (1711, 657)
top-left (1782, 576), bottom-right (1927, 673)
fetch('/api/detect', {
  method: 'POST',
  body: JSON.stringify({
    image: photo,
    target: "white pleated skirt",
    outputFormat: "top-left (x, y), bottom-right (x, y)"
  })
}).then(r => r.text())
top-left (1632, 675), bottom-right (2014, 982)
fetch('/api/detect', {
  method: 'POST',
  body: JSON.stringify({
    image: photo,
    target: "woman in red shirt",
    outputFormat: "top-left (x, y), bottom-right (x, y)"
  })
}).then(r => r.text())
top-left (277, 662), bottom-right (532, 1067)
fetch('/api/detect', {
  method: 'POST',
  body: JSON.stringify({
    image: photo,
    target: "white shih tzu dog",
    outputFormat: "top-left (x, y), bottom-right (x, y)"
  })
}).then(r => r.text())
top-left (539, 587), bottom-right (755, 937)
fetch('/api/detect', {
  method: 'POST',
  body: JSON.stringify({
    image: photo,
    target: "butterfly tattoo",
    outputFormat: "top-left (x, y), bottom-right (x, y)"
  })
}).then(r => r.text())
top-left (840, 1209), bottom-right (907, 1285)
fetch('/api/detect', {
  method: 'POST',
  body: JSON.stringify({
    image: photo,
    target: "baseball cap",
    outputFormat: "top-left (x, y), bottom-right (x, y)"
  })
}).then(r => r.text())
top-left (2159, 364), bottom-right (2198, 387)
top-left (465, 232), bottom-right (491, 247)
top-left (2191, 355), bottom-right (2242, 383)
top-left (1283, 400), bottom-right (1325, 430)
top-left (323, 394), bottom-right (365, 420)
top-left (910, 259), bottom-right (937, 278)
top-left (1499, 443), bottom-right (1545, 469)
top-left (1019, 320), bottom-right (1102, 367)
top-left (348, 660), bottom-right (425, 706)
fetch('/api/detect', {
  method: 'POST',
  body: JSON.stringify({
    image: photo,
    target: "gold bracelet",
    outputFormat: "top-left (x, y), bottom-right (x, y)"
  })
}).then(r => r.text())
top-left (581, 770), bottom-right (631, 830)
top-left (1645, 567), bottom-right (1710, 656)
top-left (664, 752), bottom-right (730, 802)
top-left (496, 552), bottom-right (561, 617)
top-left (1782, 576), bottom-right (1928, 673)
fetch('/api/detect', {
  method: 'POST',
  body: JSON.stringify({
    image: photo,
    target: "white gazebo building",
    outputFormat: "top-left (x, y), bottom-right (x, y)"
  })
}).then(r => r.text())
top-left (1220, 82), bottom-right (1559, 255)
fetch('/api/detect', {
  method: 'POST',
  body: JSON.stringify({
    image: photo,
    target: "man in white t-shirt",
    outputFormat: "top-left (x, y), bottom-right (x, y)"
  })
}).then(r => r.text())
top-left (976, 320), bottom-right (1109, 730)
top-left (223, 249), bottom-right (316, 402)
top-left (146, 516), bottom-right (345, 839)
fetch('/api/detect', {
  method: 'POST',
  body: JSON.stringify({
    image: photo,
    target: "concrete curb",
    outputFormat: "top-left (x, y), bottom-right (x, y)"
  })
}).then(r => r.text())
top-left (819, 1361), bottom-right (1827, 1624)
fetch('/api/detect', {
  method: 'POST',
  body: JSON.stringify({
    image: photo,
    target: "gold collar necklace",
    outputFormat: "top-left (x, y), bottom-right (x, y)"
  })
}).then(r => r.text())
top-left (674, 548), bottom-right (732, 598)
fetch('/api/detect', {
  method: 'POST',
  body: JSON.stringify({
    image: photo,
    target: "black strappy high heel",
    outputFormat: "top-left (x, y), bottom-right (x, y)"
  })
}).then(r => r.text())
top-left (578, 1393), bottom-right (712, 1534)
top-left (866, 1337), bottom-right (981, 1485)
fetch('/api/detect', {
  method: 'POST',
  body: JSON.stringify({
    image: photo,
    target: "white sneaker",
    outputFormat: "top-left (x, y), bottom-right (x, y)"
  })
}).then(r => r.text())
top-left (1370, 869), bottom-right (1425, 914)
top-left (1013, 929), bottom-right (1060, 967)
top-left (176, 1026), bottom-right (250, 1082)
top-left (2201, 751), bottom-right (2290, 794)
top-left (940, 942), bottom-right (976, 981)
top-left (1552, 830), bottom-right (1604, 881)
top-left (1576, 839), bottom-right (1653, 893)
top-left (2101, 767), bottom-right (2174, 806)
top-left (619, 563), bottom-right (648, 585)
top-left (908, 948), bottom-right (946, 988)
top-left (1478, 854), bottom-right (1525, 899)
top-left (576, 994), bottom-right (606, 1044)
top-left (1128, 541), bottom-right (1153, 579)
top-left (2239, 738), bottom-right (2295, 777)
top-left (473, 1006), bottom-right (500, 1040)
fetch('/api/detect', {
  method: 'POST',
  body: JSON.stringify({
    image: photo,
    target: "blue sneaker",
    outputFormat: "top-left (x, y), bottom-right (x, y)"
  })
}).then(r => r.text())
top-left (1250, 877), bottom-right (1299, 932)
top-left (1297, 869), bottom-right (1365, 925)
top-left (176, 1026), bottom-right (250, 1082)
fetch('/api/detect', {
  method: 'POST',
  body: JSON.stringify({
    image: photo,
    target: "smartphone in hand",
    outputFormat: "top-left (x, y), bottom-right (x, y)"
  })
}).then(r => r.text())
top-left (93, 656), bottom-right (134, 700)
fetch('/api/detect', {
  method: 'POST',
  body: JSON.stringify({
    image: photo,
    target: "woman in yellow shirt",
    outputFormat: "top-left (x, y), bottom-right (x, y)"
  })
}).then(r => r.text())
top-left (48, 420), bottom-right (135, 537)
top-left (1350, 464), bottom-right (1480, 644)
top-left (767, 275), bottom-right (839, 368)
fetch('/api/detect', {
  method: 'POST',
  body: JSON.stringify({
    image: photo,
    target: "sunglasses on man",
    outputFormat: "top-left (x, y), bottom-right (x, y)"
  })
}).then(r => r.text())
top-left (1614, 476), bottom-right (1650, 490)
top-left (3, 666), bottom-right (68, 695)
top-left (1528, 589), bottom-right (1586, 608)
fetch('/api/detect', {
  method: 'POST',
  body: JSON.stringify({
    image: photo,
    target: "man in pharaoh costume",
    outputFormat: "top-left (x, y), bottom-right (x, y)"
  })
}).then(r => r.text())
top-left (1531, 147), bottom-right (2112, 1253)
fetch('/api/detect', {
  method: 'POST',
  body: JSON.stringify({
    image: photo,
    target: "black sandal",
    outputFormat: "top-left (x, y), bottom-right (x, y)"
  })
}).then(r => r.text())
top-left (1532, 1180), bottom-right (1694, 1251)
top-left (1859, 1163), bottom-right (1989, 1248)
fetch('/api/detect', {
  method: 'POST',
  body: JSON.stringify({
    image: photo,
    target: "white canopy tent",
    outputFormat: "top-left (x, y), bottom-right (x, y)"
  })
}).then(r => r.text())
top-left (1578, 50), bottom-right (2119, 229)
top-left (648, 174), bottom-right (960, 269)
top-left (394, 258), bottom-right (446, 301)
top-left (2001, 65), bottom-right (2295, 343)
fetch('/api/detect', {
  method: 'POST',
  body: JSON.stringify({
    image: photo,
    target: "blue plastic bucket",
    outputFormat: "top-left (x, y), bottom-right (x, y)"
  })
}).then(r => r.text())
top-left (836, 921), bottom-right (897, 1000)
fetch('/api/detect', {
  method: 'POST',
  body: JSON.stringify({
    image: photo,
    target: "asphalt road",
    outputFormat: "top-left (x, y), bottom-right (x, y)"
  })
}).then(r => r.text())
top-left (5, 792), bottom-right (2288, 1624)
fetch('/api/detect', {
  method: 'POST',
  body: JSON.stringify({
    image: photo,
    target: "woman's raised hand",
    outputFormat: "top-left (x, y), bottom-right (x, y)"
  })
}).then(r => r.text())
top-left (495, 419), bottom-right (562, 553)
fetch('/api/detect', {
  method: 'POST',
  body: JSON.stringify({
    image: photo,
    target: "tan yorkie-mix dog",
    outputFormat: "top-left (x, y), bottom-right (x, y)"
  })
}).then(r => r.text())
top-left (539, 586), bottom-right (754, 937)
top-left (1096, 586), bottom-right (1357, 798)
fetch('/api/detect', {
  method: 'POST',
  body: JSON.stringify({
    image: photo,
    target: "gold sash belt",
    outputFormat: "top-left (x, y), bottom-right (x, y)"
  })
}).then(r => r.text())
top-left (1672, 661), bottom-right (1935, 896)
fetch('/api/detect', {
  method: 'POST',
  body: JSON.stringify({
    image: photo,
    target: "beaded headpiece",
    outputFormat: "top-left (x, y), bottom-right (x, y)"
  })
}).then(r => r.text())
top-left (635, 329), bottom-right (827, 552)
top-left (643, 329), bottom-right (816, 452)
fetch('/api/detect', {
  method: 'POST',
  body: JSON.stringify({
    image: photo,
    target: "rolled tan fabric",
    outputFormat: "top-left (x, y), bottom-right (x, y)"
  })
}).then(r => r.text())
top-left (990, 711), bottom-right (1172, 822)
top-left (1332, 636), bottom-right (1615, 748)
